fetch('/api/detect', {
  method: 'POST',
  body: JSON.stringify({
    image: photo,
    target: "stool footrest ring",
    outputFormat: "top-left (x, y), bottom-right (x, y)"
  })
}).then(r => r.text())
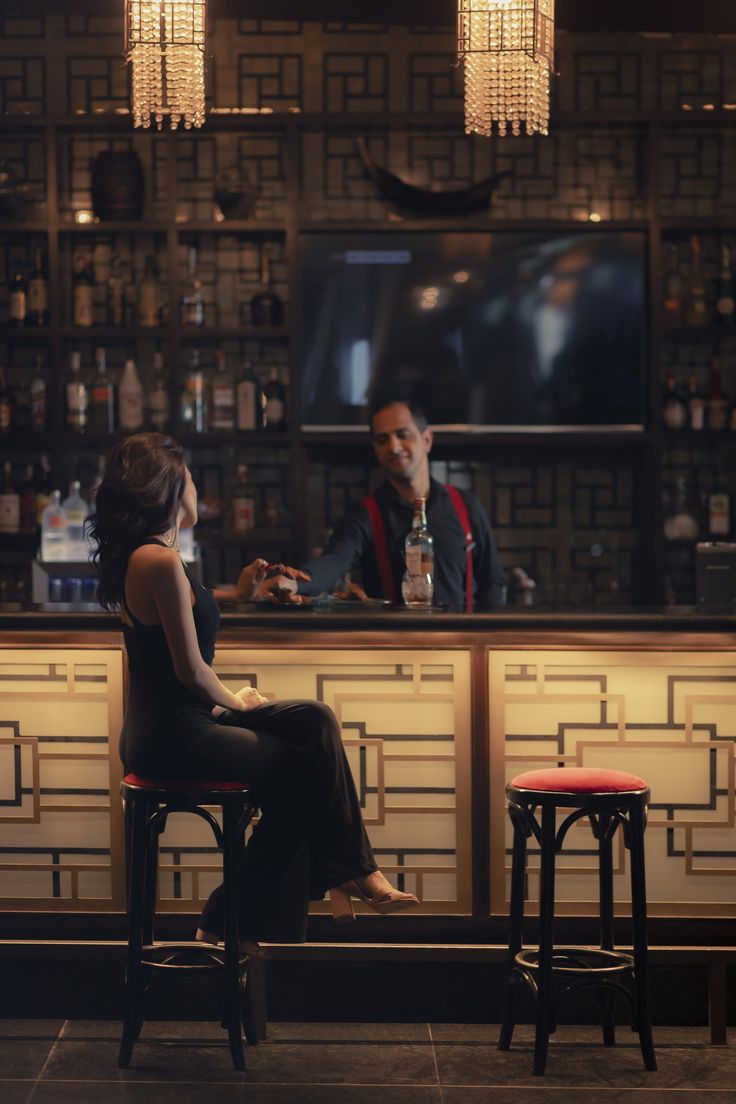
top-left (516, 946), bottom-right (634, 976)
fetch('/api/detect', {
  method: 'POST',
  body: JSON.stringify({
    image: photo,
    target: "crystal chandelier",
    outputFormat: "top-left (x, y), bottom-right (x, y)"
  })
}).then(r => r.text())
top-left (457, 0), bottom-right (554, 137)
top-left (125, 0), bottom-right (206, 129)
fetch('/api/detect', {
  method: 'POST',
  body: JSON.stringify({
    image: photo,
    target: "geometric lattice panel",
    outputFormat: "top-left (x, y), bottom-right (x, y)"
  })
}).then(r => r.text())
top-left (192, 648), bottom-right (472, 916)
top-left (0, 648), bottom-right (125, 911)
top-left (489, 650), bottom-right (736, 918)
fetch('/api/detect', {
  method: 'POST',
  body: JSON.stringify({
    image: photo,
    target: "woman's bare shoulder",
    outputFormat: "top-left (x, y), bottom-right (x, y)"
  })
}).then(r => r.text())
top-left (127, 542), bottom-right (181, 576)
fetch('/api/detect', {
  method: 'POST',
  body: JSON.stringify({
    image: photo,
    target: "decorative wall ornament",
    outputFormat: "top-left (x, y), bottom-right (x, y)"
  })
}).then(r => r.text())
top-left (457, 0), bottom-right (554, 137)
top-left (125, 0), bottom-right (206, 130)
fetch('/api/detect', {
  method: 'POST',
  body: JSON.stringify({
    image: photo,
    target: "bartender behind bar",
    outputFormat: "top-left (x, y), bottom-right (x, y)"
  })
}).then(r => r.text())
top-left (265, 397), bottom-right (505, 610)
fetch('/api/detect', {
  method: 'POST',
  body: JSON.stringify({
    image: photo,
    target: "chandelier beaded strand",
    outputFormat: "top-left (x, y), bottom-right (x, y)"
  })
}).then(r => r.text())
top-left (125, 0), bottom-right (206, 130)
top-left (457, 0), bottom-right (554, 137)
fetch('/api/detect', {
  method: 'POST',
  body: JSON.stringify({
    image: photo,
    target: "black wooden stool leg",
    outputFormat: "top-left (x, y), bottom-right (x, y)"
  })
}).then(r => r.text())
top-left (499, 804), bottom-right (528, 1051)
top-left (598, 830), bottom-right (616, 1046)
top-left (118, 798), bottom-right (148, 1068)
top-left (533, 803), bottom-right (557, 1076)
top-left (629, 799), bottom-right (656, 1071)
top-left (222, 802), bottom-right (246, 1071)
top-left (142, 809), bottom-right (163, 947)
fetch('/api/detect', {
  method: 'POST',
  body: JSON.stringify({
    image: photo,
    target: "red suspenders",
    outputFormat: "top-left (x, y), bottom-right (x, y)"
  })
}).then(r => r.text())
top-left (363, 486), bottom-right (474, 612)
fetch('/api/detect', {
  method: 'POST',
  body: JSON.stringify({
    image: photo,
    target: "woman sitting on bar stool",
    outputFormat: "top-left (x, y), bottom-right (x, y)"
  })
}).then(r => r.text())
top-left (88, 432), bottom-right (417, 945)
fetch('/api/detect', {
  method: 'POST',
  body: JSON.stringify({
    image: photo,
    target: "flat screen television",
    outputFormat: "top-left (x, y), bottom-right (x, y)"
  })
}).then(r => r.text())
top-left (300, 230), bottom-right (647, 431)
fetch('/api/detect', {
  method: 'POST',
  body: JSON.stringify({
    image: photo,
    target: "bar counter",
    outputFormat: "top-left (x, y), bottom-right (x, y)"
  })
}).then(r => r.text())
top-left (1, 604), bottom-right (734, 937)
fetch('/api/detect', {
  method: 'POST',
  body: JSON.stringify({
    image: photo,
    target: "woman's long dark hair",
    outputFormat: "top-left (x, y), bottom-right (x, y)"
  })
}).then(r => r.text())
top-left (87, 433), bottom-right (186, 611)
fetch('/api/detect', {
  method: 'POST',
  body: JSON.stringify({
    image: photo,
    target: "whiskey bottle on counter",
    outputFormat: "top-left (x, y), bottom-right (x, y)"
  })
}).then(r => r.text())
top-left (715, 239), bottom-right (735, 327)
top-left (89, 347), bottom-right (116, 434)
top-left (106, 253), bottom-right (125, 327)
top-left (662, 372), bottom-right (686, 430)
top-left (0, 364), bottom-right (16, 433)
top-left (211, 349), bottom-right (235, 431)
top-left (708, 357), bottom-right (730, 431)
top-left (8, 268), bottom-right (27, 326)
top-left (686, 373), bottom-right (706, 431)
top-left (262, 366), bottom-right (286, 431)
top-left (235, 360), bottom-right (261, 431)
top-left (138, 254), bottom-right (160, 328)
top-left (402, 497), bottom-right (434, 607)
top-left (684, 235), bottom-right (708, 327)
top-left (30, 353), bottom-right (47, 432)
top-left (27, 247), bottom-right (48, 326)
top-left (73, 255), bottom-right (95, 327)
top-left (181, 247), bottom-right (204, 327)
top-left (66, 351), bottom-right (87, 433)
top-left (250, 245), bottom-right (284, 327)
top-left (149, 349), bottom-right (169, 431)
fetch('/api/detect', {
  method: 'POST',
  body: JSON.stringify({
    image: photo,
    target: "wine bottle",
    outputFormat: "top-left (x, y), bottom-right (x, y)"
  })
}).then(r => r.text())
top-left (138, 253), bottom-right (160, 328)
top-left (715, 239), bottom-right (736, 327)
top-left (149, 349), bottom-right (170, 431)
top-left (0, 364), bottom-right (15, 433)
top-left (708, 483), bottom-right (732, 538)
top-left (181, 348), bottom-right (207, 433)
top-left (118, 356), bottom-right (144, 431)
top-left (686, 372), bottom-right (706, 432)
top-left (235, 360), bottom-right (261, 431)
top-left (250, 245), bottom-right (284, 327)
top-left (181, 246), bottom-right (204, 327)
top-left (66, 350), bottom-right (88, 433)
top-left (211, 349), bottom-right (235, 431)
top-left (662, 372), bottom-right (686, 431)
top-left (262, 366), bottom-right (286, 431)
top-left (27, 247), bottom-right (48, 326)
top-left (8, 268), bottom-right (27, 326)
top-left (89, 347), bottom-right (116, 434)
top-left (73, 254), bottom-right (95, 327)
top-left (684, 235), bottom-right (708, 327)
top-left (30, 352), bottom-right (47, 432)
top-left (106, 253), bottom-right (125, 327)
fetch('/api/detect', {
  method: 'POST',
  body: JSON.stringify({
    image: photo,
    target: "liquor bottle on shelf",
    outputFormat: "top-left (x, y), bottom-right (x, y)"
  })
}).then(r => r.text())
top-left (106, 253), bottom-right (125, 327)
top-left (402, 497), bottom-right (434, 607)
top-left (235, 360), bottom-right (261, 431)
top-left (27, 247), bottom-right (48, 326)
top-left (40, 490), bottom-right (68, 562)
top-left (30, 353), bottom-right (47, 432)
top-left (35, 454), bottom-right (51, 526)
top-left (250, 245), bottom-right (284, 327)
top-left (708, 356), bottom-right (730, 431)
top-left (89, 347), bottom-right (116, 434)
top-left (118, 356), bottom-right (144, 431)
top-left (0, 462), bottom-right (20, 535)
top-left (66, 350), bottom-right (88, 433)
top-left (181, 348), bottom-right (207, 433)
top-left (262, 366), bottom-right (286, 431)
top-left (0, 364), bottom-right (16, 433)
top-left (62, 481), bottom-right (90, 561)
top-left (211, 349), bottom-right (235, 431)
top-left (149, 349), bottom-right (169, 431)
top-left (715, 239), bottom-right (735, 327)
top-left (19, 464), bottom-right (36, 534)
top-left (138, 253), bottom-right (160, 328)
top-left (662, 371), bottom-right (686, 431)
top-left (684, 235), bottom-right (708, 327)
top-left (181, 246), bottom-right (204, 327)
top-left (73, 254), bottom-right (95, 327)
top-left (231, 464), bottom-right (256, 534)
top-left (663, 476), bottom-right (699, 542)
top-left (707, 482), bottom-right (732, 538)
top-left (662, 243), bottom-right (683, 327)
top-left (8, 267), bottom-right (27, 326)
top-left (686, 373), bottom-right (706, 431)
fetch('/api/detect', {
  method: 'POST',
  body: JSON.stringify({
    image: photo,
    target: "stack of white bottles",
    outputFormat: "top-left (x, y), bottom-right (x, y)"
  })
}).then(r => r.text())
top-left (40, 482), bottom-right (90, 562)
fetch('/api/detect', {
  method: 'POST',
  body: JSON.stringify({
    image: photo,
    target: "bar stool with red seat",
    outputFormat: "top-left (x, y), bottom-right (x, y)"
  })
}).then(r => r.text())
top-left (118, 773), bottom-right (261, 1071)
top-left (498, 767), bottom-right (656, 1076)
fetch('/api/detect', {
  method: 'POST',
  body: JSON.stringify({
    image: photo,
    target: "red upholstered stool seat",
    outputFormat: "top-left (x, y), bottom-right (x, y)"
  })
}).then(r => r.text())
top-left (123, 772), bottom-right (250, 792)
top-left (510, 767), bottom-right (647, 794)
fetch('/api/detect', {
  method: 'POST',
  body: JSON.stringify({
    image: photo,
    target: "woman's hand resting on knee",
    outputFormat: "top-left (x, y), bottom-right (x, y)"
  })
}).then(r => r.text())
top-left (212, 685), bottom-right (269, 717)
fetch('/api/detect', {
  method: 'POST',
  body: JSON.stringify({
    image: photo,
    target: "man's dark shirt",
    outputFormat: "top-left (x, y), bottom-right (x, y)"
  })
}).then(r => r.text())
top-left (299, 478), bottom-right (506, 609)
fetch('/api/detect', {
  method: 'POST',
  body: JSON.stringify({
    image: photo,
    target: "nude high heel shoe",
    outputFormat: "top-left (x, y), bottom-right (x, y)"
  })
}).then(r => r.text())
top-left (329, 880), bottom-right (419, 920)
top-left (329, 887), bottom-right (356, 923)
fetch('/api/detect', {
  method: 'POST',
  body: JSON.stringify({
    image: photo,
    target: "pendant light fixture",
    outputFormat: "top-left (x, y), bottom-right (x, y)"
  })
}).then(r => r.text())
top-left (457, 0), bottom-right (555, 137)
top-left (125, 0), bottom-right (206, 130)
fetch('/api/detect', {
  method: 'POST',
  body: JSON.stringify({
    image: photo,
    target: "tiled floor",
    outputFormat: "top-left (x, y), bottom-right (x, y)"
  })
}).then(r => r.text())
top-left (0, 1020), bottom-right (734, 1103)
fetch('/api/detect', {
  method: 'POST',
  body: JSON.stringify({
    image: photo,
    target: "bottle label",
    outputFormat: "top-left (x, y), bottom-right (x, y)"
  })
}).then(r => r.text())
top-left (138, 287), bottom-right (158, 327)
top-left (9, 291), bottom-right (26, 322)
top-left (149, 389), bottom-right (169, 429)
top-left (264, 398), bottom-right (284, 425)
top-left (709, 493), bottom-right (731, 536)
top-left (0, 494), bottom-right (20, 533)
top-left (689, 399), bottom-right (705, 431)
top-left (119, 393), bottom-right (143, 430)
top-left (663, 399), bottom-right (686, 430)
top-left (717, 295), bottom-right (735, 317)
top-left (0, 399), bottom-right (12, 432)
top-left (232, 495), bottom-right (256, 533)
top-left (236, 381), bottom-right (258, 430)
top-left (709, 398), bottom-right (729, 431)
top-left (74, 287), bottom-right (94, 326)
top-left (405, 546), bottom-right (422, 574)
top-left (28, 279), bottom-right (48, 315)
